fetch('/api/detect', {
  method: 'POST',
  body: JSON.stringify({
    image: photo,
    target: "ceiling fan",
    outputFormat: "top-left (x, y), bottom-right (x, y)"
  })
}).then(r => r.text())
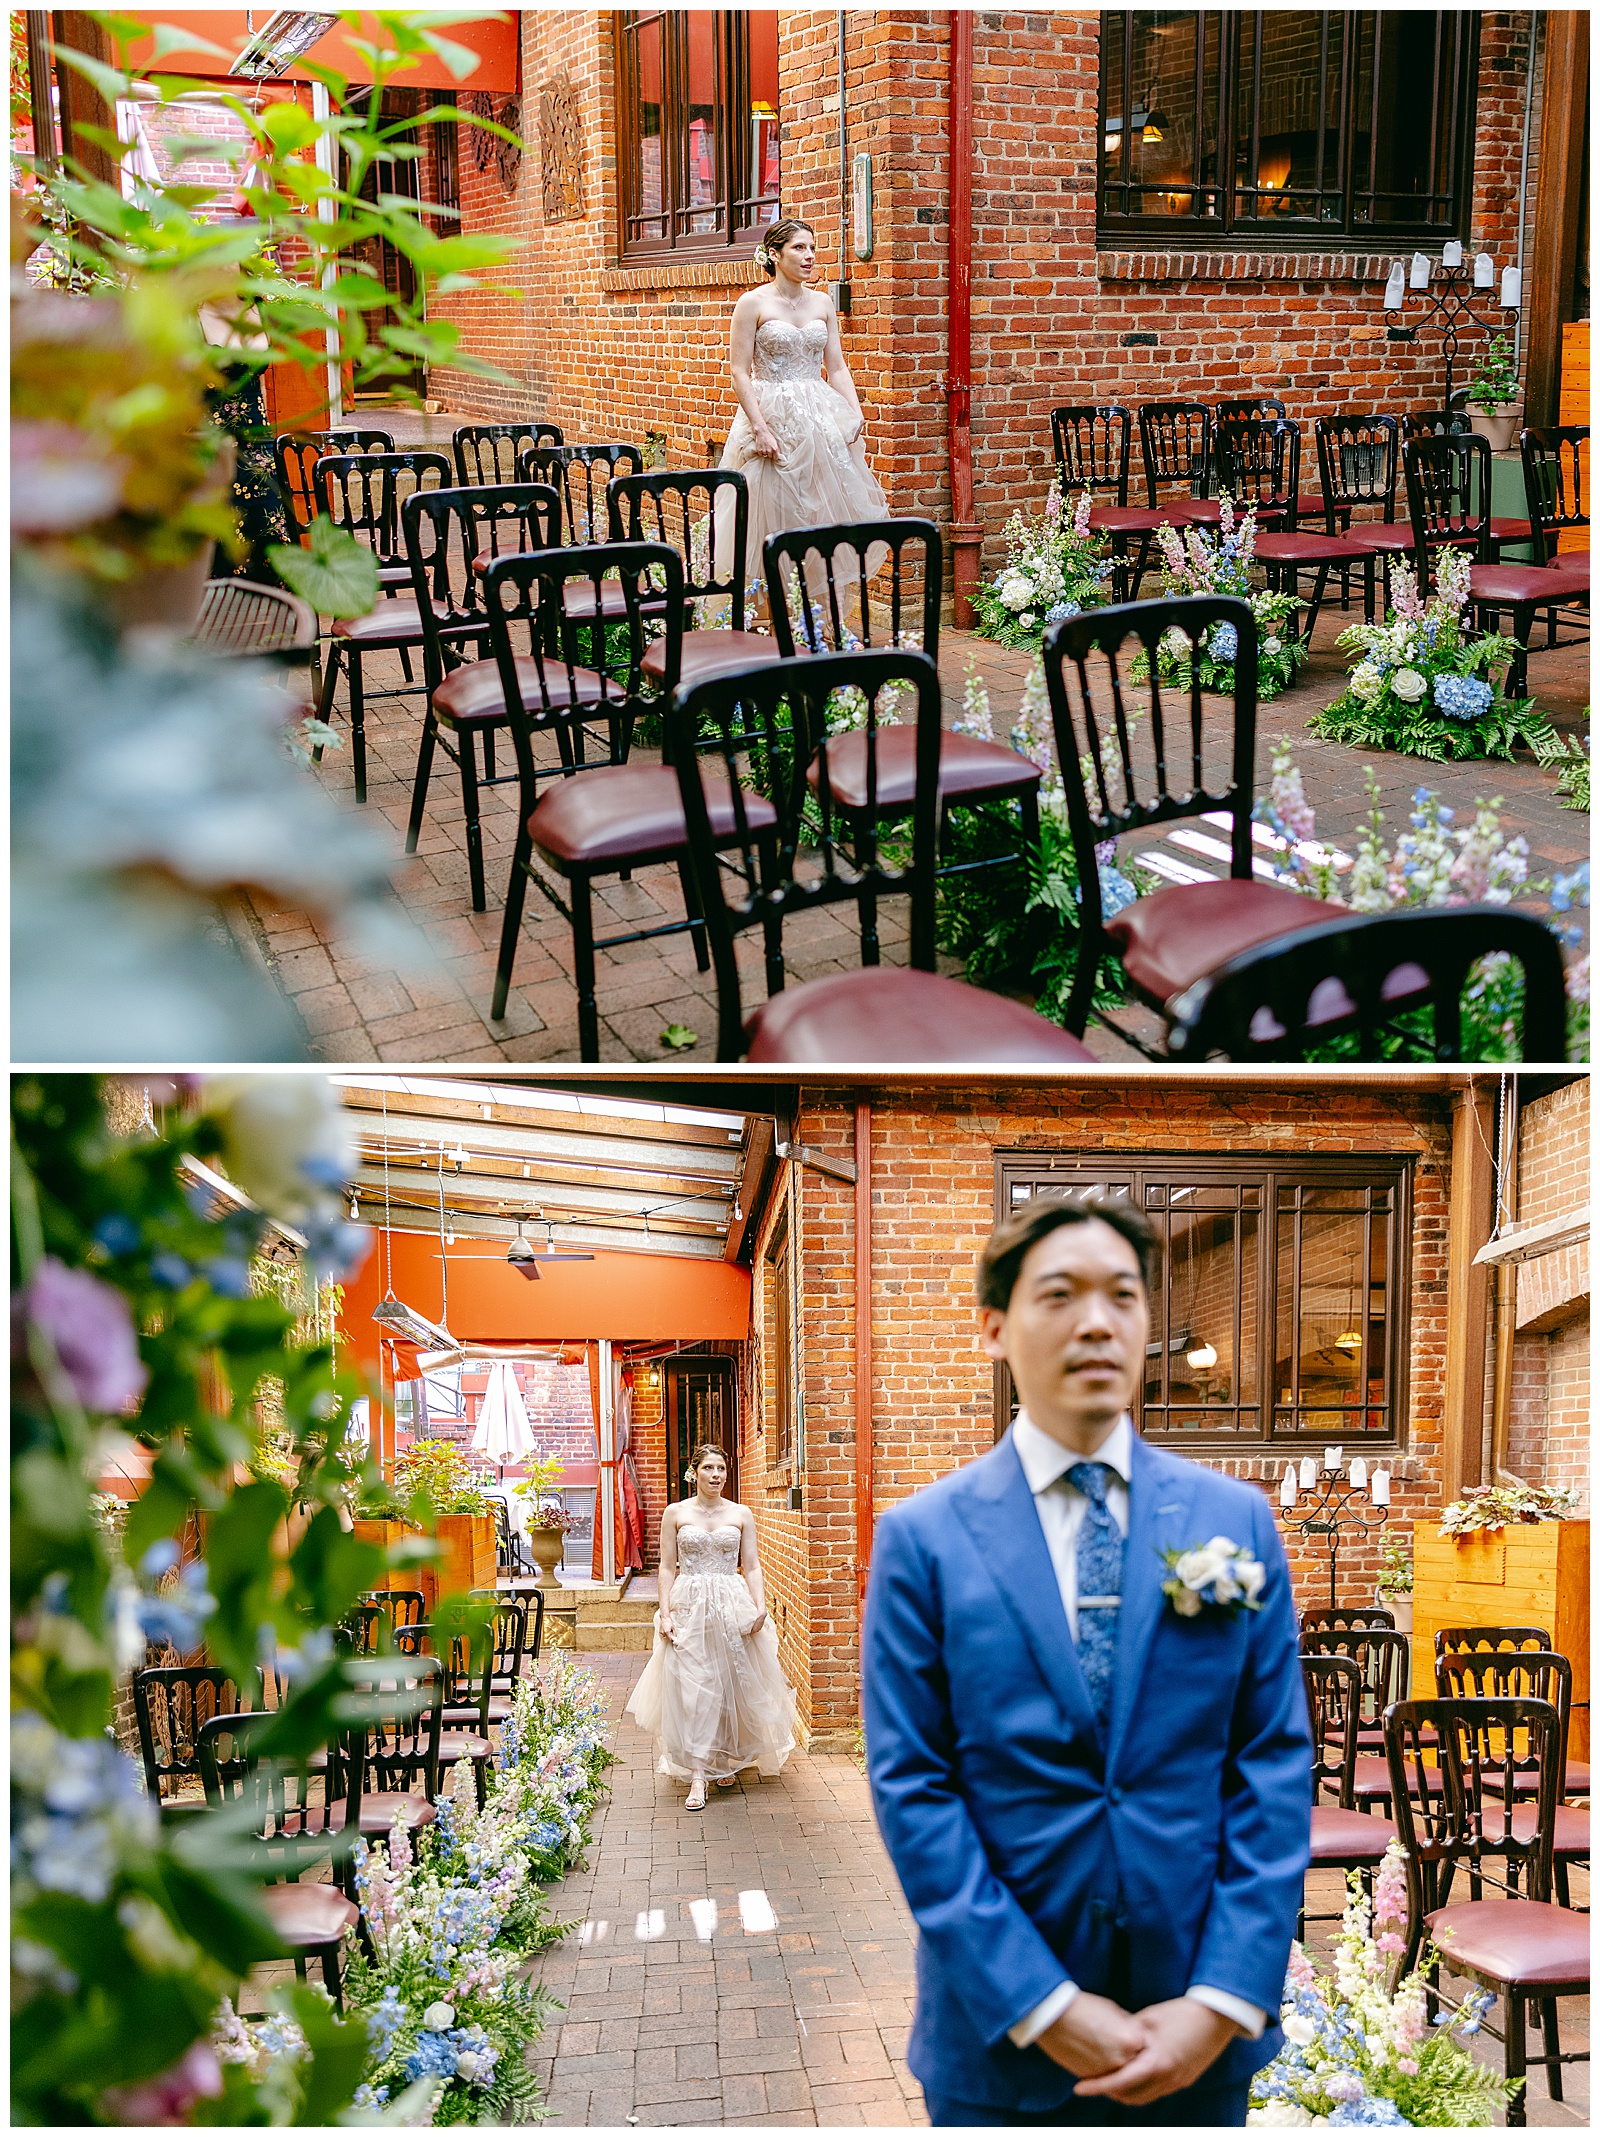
top-left (506, 1214), bottom-right (595, 1282)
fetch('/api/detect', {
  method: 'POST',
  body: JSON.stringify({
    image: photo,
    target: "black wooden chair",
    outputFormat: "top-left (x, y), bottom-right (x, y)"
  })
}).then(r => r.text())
top-left (608, 467), bottom-right (786, 689)
top-left (1512, 424), bottom-right (1592, 678)
top-left (133, 1663), bottom-right (256, 1822)
top-left (764, 519), bottom-right (1047, 906)
top-left (1386, 1696), bottom-right (1588, 2124)
top-left (274, 428), bottom-right (396, 556)
top-left (670, 649), bottom-right (1094, 1064)
top-left (1405, 433), bottom-right (1589, 700)
top-left (311, 450), bottom-right (452, 801)
top-left (1224, 418), bottom-right (1362, 640)
top-left (1163, 904), bottom-right (1571, 1064)
top-left (340, 1652), bottom-right (444, 1837)
top-left (401, 480), bottom-right (563, 910)
top-left (196, 1709), bottom-right (360, 2007)
top-left (1437, 1650), bottom-right (1588, 1903)
top-left (369, 1589), bottom-right (428, 1644)
top-left (1041, 595), bottom-right (1346, 1049)
top-left (1137, 400), bottom-right (1211, 528)
top-left (1403, 402), bottom-right (1531, 551)
top-left (1049, 404), bottom-right (1167, 599)
top-left (397, 1623), bottom-right (493, 1809)
top-left (467, 1588), bottom-right (532, 1715)
top-left (1300, 1606), bottom-right (1395, 1635)
top-left (484, 542), bottom-right (757, 1057)
top-left (193, 578), bottom-right (317, 663)
top-left (1302, 1626), bottom-right (1411, 1813)
top-left (1311, 414), bottom-right (1413, 618)
top-left (1436, 1625), bottom-right (1552, 1665)
top-left (452, 421), bottom-right (563, 487)
top-left (520, 441), bottom-right (646, 547)
top-left (1300, 1652), bottom-right (1398, 1937)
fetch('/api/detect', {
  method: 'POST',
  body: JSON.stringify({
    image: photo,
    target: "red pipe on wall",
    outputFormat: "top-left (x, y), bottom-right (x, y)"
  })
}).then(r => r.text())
top-left (853, 1094), bottom-right (875, 1624)
top-left (947, 11), bottom-right (982, 625)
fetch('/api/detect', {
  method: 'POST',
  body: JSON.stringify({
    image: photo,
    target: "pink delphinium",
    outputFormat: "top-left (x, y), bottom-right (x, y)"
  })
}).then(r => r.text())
top-left (1286, 1941), bottom-right (1318, 1992)
top-left (387, 1810), bottom-right (413, 1874)
top-left (1268, 754), bottom-right (1317, 845)
top-left (1388, 558), bottom-right (1426, 623)
top-left (1372, 1841), bottom-right (1409, 1956)
top-left (1044, 479), bottom-right (1063, 528)
top-left (1434, 545), bottom-right (1474, 616)
top-left (1072, 487), bottom-right (1094, 540)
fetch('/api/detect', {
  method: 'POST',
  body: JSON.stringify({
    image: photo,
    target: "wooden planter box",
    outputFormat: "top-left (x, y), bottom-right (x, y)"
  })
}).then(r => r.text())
top-left (1412, 1518), bottom-right (1589, 1757)
top-left (434, 1513), bottom-right (499, 1602)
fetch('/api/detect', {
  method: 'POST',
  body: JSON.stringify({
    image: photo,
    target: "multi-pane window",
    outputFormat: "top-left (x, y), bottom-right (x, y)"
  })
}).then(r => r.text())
top-left (617, 10), bottom-right (781, 257)
top-left (1097, 11), bottom-right (1477, 243)
top-left (765, 1219), bottom-right (796, 1469)
top-left (992, 1155), bottom-right (1410, 1451)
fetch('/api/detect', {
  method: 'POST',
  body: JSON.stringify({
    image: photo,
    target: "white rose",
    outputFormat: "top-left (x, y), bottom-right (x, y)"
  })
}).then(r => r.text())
top-left (1262, 636), bottom-right (1282, 657)
top-left (1391, 667), bottom-right (1427, 703)
top-left (1019, 613), bottom-right (1037, 630)
top-left (1169, 1584), bottom-right (1204, 1617)
top-left (454, 2051), bottom-right (490, 2083)
top-left (1162, 626), bottom-right (1191, 657)
top-left (1175, 1538), bottom-right (1233, 1591)
top-left (1282, 2013), bottom-right (1317, 2048)
top-left (204, 1075), bottom-right (353, 1220)
top-left (423, 2001), bottom-right (455, 2031)
top-left (1236, 1555), bottom-right (1266, 1603)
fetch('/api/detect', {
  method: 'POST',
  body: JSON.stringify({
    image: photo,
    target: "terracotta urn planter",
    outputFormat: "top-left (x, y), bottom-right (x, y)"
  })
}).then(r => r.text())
top-left (1469, 407), bottom-right (1522, 454)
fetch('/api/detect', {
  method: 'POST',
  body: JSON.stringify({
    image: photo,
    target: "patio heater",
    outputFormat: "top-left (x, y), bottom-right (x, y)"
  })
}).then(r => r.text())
top-left (1380, 241), bottom-right (1522, 412)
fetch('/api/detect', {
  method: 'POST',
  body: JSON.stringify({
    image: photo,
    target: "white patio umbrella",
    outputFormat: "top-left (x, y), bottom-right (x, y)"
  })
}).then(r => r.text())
top-left (471, 1361), bottom-right (535, 1476)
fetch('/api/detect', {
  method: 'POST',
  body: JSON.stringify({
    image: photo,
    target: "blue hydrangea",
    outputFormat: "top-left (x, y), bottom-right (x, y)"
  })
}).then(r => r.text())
top-left (136, 1560), bottom-right (216, 1653)
top-left (404, 2029), bottom-right (461, 2083)
top-left (1433, 672), bottom-right (1492, 721)
top-left (1329, 2099), bottom-right (1405, 2126)
top-left (1207, 621), bottom-right (1239, 663)
top-left (1551, 862), bottom-right (1590, 915)
top-left (1046, 600), bottom-right (1081, 624)
top-left (92, 1214), bottom-right (141, 1258)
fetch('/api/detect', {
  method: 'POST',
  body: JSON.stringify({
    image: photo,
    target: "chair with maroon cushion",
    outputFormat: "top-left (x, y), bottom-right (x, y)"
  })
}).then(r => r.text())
top-left (1040, 595), bottom-right (1347, 1050)
top-left (1226, 420), bottom-right (1366, 641)
top-left (671, 649), bottom-right (1095, 1064)
top-left (311, 451), bottom-right (453, 801)
top-left (274, 428), bottom-right (395, 552)
top-left (520, 444), bottom-right (648, 626)
top-left (467, 1589), bottom-right (531, 1715)
top-left (341, 1652), bottom-right (444, 1843)
top-left (1386, 1696), bottom-right (1588, 2123)
top-left (401, 481), bottom-right (563, 911)
top-left (1437, 1650), bottom-right (1587, 1905)
top-left (608, 468), bottom-right (786, 690)
top-left (1514, 425), bottom-right (1591, 675)
top-left (1313, 414), bottom-right (1413, 617)
top-left (1137, 400), bottom-right (1212, 531)
top-left (1050, 404), bottom-right (1165, 598)
top-left (1402, 406), bottom-right (1531, 551)
top-left (1163, 904), bottom-right (1571, 1064)
top-left (1303, 1627), bottom-right (1410, 1812)
top-left (453, 421), bottom-right (563, 488)
top-left (1405, 434), bottom-right (1590, 700)
top-left (485, 543), bottom-right (762, 1057)
top-left (134, 1663), bottom-right (258, 1824)
top-left (397, 1621), bottom-right (494, 1810)
top-left (764, 520), bottom-right (1047, 912)
top-left (1300, 1653), bottom-right (1398, 1938)
top-left (1216, 397), bottom-right (1327, 529)
top-left (1435, 1632), bottom-right (1583, 1787)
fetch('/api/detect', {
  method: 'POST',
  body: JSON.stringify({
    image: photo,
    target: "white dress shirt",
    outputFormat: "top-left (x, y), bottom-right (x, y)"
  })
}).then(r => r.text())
top-left (1005, 1412), bottom-right (1266, 2051)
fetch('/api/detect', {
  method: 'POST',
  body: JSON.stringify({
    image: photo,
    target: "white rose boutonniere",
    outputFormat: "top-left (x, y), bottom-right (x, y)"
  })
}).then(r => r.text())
top-left (1161, 1534), bottom-right (1266, 1618)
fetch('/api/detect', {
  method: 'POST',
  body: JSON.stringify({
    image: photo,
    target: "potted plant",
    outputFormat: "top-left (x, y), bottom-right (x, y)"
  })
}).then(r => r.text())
top-left (1466, 333), bottom-right (1522, 453)
top-left (513, 1453), bottom-right (584, 1582)
top-left (1375, 1540), bottom-right (1413, 1634)
top-left (391, 1439), bottom-right (500, 1600)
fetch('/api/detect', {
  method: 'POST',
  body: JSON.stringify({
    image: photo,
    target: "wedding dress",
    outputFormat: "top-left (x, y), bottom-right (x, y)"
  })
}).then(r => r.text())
top-left (714, 318), bottom-right (889, 596)
top-left (624, 1523), bottom-right (801, 1782)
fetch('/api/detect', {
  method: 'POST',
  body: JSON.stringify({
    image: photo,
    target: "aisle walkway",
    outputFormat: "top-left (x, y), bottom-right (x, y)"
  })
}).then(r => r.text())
top-left (527, 1654), bottom-right (925, 2126)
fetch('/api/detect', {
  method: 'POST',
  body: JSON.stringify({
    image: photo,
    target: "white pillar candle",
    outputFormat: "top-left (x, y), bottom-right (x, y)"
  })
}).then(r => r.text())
top-left (1383, 260), bottom-right (1406, 310)
top-left (1500, 266), bottom-right (1522, 309)
top-left (1280, 1465), bottom-right (1299, 1509)
top-left (1300, 1456), bottom-right (1318, 1490)
top-left (1371, 1468), bottom-right (1391, 1507)
top-left (1442, 240), bottom-right (1463, 268)
top-left (1409, 252), bottom-right (1431, 290)
top-left (1349, 1456), bottom-right (1368, 1490)
top-left (1324, 1445), bottom-right (1344, 1473)
top-left (1474, 251), bottom-right (1495, 289)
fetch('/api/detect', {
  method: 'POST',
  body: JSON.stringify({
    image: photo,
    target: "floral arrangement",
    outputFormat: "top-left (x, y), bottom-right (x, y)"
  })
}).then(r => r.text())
top-left (1311, 551), bottom-right (1548, 762)
top-left (1247, 1844), bottom-right (1516, 2126)
top-left (1144, 499), bottom-right (1307, 700)
top-left (1439, 1481), bottom-right (1583, 1536)
top-left (970, 483), bottom-right (1115, 649)
top-left (1161, 1536), bottom-right (1265, 1617)
top-left (1376, 1543), bottom-right (1413, 1599)
top-left (513, 1458), bottom-right (585, 1535)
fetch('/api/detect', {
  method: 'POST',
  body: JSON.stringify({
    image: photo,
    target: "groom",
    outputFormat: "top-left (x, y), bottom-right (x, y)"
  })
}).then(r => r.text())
top-left (863, 1195), bottom-right (1310, 2125)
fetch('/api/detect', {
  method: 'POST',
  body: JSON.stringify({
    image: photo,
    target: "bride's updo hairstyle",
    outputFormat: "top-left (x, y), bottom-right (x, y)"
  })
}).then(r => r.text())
top-left (685, 1442), bottom-right (729, 1488)
top-left (756, 217), bottom-right (815, 275)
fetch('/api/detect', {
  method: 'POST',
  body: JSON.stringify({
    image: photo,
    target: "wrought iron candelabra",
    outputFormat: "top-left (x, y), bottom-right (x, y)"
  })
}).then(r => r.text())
top-left (1380, 242), bottom-right (1521, 414)
top-left (1278, 1446), bottom-right (1391, 1609)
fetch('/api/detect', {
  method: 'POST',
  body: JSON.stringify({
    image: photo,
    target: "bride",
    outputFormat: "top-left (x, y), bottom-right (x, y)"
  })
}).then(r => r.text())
top-left (714, 216), bottom-right (889, 597)
top-left (624, 1443), bottom-right (801, 1811)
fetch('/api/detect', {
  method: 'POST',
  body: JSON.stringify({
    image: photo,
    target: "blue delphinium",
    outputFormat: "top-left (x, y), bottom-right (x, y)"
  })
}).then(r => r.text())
top-left (1329, 2100), bottom-right (1405, 2126)
top-left (1208, 620), bottom-right (1239, 664)
top-left (365, 1986), bottom-right (408, 2063)
top-left (1433, 672), bottom-right (1493, 721)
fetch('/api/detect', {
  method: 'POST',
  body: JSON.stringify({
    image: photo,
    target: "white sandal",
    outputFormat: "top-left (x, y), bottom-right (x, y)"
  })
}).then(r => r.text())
top-left (685, 1778), bottom-right (708, 1811)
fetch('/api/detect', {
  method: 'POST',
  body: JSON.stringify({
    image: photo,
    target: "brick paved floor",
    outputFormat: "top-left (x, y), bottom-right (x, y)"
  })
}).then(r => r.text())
top-left (244, 419), bottom-right (1589, 1062)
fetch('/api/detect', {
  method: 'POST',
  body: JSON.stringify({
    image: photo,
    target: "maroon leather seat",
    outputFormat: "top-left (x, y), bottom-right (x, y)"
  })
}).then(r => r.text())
top-left (1309, 1805), bottom-right (1398, 1862)
top-left (1490, 516), bottom-right (1534, 545)
top-left (330, 599), bottom-right (425, 645)
top-left (641, 630), bottom-right (786, 686)
top-left (1106, 879), bottom-right (1348, 1007)
top-left (1183, 497), bottom-right (1288, 529)
top-left (1508, 1803), bottom-right (1590, 1855)
top-left (531, 763), bottom-right (777, 869)
top-left (1470, 559), bottom-right (1590, 605)
top-left (258, 1882), bottom-right (359, 1947)
top-left (1352, 1755), bottom-right (1421, 1801)
top-left (1254, 529), bottom-right (1368, 565)
top-left (744, 966), bottom-right (1097, 1064)
top-left (281, 1789), bottom-right (438, 1841)
top-left (1333, 521), bottom-right (1415, 555)
top-left (1422, 1898), bottom-right (1590, 1987)
top-left (560, 580), bottom-right (645, 620)
top-left (432, 657), bottom-right (613, 727)
top-left (1087, 504), bottom-right (1167, 535)
top-left (1564, 1760), bottom-right (1591, 1796)
top-left (808, 726), bottom-right (1042, 813)
top-left (438, 1730), bottom-right (492, 1763)
top-left (444, 1697), bottom-right (514, 1726)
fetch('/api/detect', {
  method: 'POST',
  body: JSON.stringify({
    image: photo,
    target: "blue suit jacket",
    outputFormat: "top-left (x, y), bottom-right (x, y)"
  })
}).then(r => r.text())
top-left (862, 1427), bottom-right (1311, 2111)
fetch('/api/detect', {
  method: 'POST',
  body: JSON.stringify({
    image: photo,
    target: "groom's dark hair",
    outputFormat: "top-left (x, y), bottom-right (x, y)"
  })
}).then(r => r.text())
top-left (976, 1192), bottom-right (1159, 1310)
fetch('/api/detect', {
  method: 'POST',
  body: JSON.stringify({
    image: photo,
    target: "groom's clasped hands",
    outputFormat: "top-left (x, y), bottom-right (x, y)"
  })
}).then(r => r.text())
top-left (1036, 1992), bottom-right (1239, 2106)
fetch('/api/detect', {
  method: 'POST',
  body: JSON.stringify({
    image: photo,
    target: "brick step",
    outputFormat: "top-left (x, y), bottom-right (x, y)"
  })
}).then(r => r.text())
top-left (573, 1619), bottom-right (656, 1653)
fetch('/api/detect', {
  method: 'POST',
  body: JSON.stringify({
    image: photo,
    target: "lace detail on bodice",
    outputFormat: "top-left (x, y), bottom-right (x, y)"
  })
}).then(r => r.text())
top-left (752, 317), bottom-right (828, 385)
top-left (676, 1523), bottom-right (743, 1575)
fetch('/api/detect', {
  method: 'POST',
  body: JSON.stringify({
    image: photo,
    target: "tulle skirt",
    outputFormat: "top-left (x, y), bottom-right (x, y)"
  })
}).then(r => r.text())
top-left (624, 1573), bottom-right (803, 1782)
top-left (714, 377), bottom-right (890, 605)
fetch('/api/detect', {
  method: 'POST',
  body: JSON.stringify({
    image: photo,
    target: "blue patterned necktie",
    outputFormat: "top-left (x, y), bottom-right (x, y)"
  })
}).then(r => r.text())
top-left (1067, 1461), bottom-right (1124, 1733)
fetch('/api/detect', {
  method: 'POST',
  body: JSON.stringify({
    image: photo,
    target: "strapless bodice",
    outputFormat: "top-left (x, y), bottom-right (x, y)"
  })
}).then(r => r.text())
top-left (677, 1523), bottom-right (742, 1575)
top-left (752, 317), bottom-right (828, 385)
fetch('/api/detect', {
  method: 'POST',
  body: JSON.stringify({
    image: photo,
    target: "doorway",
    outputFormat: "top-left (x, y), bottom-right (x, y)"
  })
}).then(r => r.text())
top-left (665, 1355), bottom-right (737, 1503)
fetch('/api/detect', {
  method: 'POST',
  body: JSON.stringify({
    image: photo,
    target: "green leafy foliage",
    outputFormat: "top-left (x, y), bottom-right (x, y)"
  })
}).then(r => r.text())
top-left (1467, 332), bottom-right (1521, 414)
top-left (267, 516), bottom-right (382, 620)
top-left (1533, 728), bottom-right (1591, 811)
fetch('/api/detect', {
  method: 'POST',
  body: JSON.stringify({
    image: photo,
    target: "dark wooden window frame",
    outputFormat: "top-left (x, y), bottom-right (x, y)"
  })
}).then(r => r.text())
top-left (1096, 10), bottom-right (1479, 247)
top-left (615, 10), bottom-right (778, 259)
top-left (991, 1150), bottom-right (1412, 1455)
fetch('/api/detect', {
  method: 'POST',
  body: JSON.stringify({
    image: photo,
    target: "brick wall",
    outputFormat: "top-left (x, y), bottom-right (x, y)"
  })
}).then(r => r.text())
top-left (431, 9), bottom-right (1541, 590)
top-left (1504, 1077), bottom-right (1590, 1497)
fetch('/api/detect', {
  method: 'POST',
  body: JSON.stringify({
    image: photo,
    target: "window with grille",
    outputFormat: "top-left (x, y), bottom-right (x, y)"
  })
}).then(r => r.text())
top-left (617, 10), bottom-right (781, 257)
top-left (1097, 11), bottom-right (1478, 244)
top-left (992, 1154), bottom-right (1410, 1451)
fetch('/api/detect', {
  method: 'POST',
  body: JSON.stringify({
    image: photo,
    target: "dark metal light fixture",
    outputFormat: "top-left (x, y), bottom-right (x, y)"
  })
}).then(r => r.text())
top-left (229, 10), bottom-right (335, 80)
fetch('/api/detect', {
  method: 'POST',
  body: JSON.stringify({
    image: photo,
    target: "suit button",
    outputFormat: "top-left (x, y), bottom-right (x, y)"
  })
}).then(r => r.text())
top-left (1107, 1785), bottom-right (1123, 1806)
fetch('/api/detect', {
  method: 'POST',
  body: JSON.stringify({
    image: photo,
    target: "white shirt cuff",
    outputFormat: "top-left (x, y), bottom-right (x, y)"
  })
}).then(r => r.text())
top-left (1008, 1978), bottom-right (1079, 2049)
top-left (1186, 1985), bottom-right (1267, 2040)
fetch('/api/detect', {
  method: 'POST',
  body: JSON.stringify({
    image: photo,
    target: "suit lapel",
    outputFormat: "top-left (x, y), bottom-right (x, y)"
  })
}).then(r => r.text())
top-left (960, 1433), bottom-right (1102, 1749)
top-left (1107, 1434), bottom-right (1199, 1775)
